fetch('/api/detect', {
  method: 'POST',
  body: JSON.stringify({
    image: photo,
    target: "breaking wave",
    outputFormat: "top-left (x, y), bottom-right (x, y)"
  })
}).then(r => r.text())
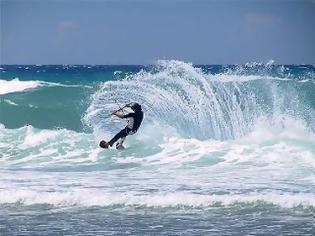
top-left (85, 60), bottom-right (315, 140)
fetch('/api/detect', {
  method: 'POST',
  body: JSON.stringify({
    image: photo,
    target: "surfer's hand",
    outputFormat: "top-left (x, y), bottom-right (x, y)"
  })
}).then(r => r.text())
top-left (112, 111), bottom-right (123, 118)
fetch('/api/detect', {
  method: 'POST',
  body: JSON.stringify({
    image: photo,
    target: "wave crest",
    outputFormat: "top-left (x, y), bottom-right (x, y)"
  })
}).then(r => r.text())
top-left (0, 78), bottom-right (92, 95)
top-left (0, 78), bottom-right (41, 95)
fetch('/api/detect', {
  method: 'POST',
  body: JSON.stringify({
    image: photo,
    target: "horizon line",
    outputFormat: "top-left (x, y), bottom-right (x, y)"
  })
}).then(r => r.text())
top-left (1, 63), bottom-right (314, 67)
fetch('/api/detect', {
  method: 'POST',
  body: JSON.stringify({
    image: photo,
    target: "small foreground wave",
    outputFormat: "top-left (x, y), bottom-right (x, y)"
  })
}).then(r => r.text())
top-left (0, 189), bottom-right (314, 209)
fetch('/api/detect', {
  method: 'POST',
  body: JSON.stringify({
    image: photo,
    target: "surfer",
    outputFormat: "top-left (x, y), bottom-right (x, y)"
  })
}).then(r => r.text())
top-left (99, 102), bottom-right (143, 149)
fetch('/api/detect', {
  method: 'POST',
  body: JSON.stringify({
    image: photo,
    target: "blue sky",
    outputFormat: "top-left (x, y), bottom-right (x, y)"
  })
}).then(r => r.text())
top-left (1, 0), bottom-right (315, 65)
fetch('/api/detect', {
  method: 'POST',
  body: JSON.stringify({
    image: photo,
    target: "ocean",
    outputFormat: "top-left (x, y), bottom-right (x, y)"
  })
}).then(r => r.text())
top-left (1, 60), bottom-right (314, 235)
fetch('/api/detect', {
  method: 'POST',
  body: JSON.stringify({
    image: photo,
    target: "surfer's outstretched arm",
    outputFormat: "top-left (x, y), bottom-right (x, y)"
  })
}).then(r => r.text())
top-left (111, 103), bottom-right (132, 118)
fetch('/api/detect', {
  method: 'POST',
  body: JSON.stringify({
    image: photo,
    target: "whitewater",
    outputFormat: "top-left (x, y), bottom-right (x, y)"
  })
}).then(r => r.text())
top-left (1, 61), bottom-right (314, 235)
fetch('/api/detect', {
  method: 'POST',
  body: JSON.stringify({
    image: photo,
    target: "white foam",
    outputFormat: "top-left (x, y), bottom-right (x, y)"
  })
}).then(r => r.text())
top-left (133, 136), bottom-right (224, 166)
top-left (210, 74), bottom-right (290, 83)
top-left (85, 60), bottom-right (311, 141)
top-left (114, 70), bottom-right (122, 75)
top-left (298, 79), bottom-right (310, 83)
top-left (40, 81), bottom-right (93, 88)
top-left (4, 99), bottom-right (18, 106)
top-left (0, 78), bottom-right (92, 95)
top-left (28, 104), bottom-right (38, 108)
top-left (240, 116), bottom-right (315, 144)
top-left (0, 78), bottom-right (41, 95)
top-left (0, 189), bottom-right (313, 209)
top-left (88, 149), bottom-right (103, 162)
top-left (22, 126), bottom-right (60, 147)
top-left (83, 108), bottom-right (103, 121)
top-left (242, 60), bottom-right (275, 68)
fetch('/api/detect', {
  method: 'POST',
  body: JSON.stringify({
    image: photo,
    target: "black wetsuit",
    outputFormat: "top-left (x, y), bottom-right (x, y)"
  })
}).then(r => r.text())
top-left (108, 110), bottom-right (143, 146)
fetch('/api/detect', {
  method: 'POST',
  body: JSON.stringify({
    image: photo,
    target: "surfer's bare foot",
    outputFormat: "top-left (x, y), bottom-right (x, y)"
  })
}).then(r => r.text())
top-left (116, 143), bottom-right (125, 150)
top-left (99, 140), bottom-right (109, 148)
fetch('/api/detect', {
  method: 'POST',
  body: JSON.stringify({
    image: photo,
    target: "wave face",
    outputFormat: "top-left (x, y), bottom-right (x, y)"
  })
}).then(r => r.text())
top-left (1, 62), bottom-right (315, 235)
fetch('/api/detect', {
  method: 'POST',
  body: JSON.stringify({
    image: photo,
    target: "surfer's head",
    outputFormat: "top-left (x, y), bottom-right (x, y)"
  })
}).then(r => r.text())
top-left (130, 102), bottom-right (142, 112)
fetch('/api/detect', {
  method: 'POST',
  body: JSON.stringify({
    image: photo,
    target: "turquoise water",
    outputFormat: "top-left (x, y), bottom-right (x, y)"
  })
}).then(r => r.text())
top-left (1, 61), bottom-right (315, 235)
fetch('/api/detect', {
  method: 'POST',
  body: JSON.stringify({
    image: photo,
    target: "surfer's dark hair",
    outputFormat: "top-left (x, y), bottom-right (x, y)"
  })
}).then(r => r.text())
top-left (130, 102), bottom-right (142, 112)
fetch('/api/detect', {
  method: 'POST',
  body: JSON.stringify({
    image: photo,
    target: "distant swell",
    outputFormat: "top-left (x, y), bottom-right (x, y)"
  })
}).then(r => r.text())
top-left (0, 78), bottom-right (91, 95)
top-left (0, 78), bottom-right (41, 95)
